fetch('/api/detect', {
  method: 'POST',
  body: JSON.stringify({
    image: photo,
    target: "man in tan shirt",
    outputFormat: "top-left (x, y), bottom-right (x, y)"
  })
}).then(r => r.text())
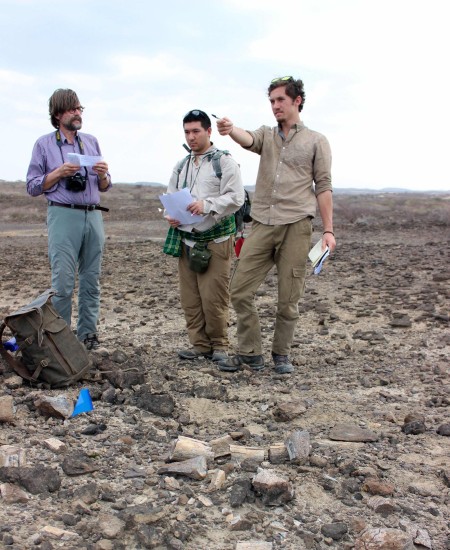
top-left (216, 76), bottom-right (336, 374)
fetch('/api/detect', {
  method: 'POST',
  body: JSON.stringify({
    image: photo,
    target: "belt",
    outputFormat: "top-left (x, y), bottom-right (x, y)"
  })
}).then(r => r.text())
top-left (48, 201), bottom-right (109, 212)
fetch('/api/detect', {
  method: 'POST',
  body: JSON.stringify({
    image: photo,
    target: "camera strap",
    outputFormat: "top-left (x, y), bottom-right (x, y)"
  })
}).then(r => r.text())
top-left (55, 130), bottom-right (88, 180)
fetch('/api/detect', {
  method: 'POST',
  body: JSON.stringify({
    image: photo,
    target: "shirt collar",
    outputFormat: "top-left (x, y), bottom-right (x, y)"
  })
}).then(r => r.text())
top-left (277, 122), bottom-right (305, 140)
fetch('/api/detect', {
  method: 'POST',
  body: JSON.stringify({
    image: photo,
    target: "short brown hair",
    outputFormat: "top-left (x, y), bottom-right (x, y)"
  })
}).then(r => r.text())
top-left (268, 77), bottom-right (305, 112)
top-left (48, 89), bottom-right (81, 128)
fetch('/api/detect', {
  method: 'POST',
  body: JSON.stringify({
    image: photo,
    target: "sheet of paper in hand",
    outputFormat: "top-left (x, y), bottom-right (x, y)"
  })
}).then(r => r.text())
top-left (308, 239), bottom-right (330, 275)
top-left (67, 152), bottom-right (103, 167)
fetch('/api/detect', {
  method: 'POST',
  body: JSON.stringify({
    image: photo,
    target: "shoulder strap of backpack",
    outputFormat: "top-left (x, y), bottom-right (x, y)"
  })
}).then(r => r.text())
top-left (210, 150), bottom-right (230, 180)
top-left (176, 154), bottom-right (191, 189)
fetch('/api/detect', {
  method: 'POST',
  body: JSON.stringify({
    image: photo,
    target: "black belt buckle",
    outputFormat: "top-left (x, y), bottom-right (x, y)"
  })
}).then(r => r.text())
top-left (86, 205), bottom-right (96, 211)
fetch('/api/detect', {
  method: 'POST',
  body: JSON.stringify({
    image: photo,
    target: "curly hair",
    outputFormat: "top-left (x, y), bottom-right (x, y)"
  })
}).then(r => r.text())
top-left (268, 78), bottom-right (306, 112)
top-left (48, 89), bottom-right (81, 128)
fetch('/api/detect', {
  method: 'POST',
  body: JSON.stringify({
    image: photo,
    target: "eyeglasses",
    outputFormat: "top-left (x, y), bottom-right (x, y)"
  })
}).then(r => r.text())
top-left (271, 76), bottom-right (294, 84)
top-left (68, 106), bottom-right (85, 114)
top-left (184, 109), bottom-right (208, 118)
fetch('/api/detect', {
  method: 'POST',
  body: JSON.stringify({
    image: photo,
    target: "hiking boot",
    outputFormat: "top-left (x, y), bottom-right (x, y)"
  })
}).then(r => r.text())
top-left (272, 353), bottom-right (294, 374)
top-left (218, 354), bottom-right (265, 372)
top-left (211, 350), bottom-right (228, 362)
top-left (177, 349), bottom-right (213, 360)
top-left (84, 333), bottom-right (100, 351)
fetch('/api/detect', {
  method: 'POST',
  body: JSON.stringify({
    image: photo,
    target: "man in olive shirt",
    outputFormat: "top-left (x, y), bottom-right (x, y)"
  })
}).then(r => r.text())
top-left (216, 76), bottom-right (336, 374)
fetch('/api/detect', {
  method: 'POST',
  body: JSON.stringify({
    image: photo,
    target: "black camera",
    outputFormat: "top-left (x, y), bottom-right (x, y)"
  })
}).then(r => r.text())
top-left (66, 172), bottom-right (87, 192)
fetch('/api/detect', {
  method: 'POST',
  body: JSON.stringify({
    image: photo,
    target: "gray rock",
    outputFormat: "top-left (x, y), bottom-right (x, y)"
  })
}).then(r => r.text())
top-left (0, 464), bottom-right (60, 494)
top-left (321, 522), bottom-right (348, 540)
top-left (329, 423), bottom-right (378, 442)
top-left (135, 386), bottom-right (175, 417)
top-left (229, 478), bottom-right (254, 508)
top-left (437, 423), bottom-right (450, 436)
top-left (61, 451), bottom-right (99, 476)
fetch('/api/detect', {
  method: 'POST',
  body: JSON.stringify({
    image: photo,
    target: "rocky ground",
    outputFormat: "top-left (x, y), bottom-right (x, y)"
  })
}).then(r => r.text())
top-left (0, 182), bottom-right (449, 550)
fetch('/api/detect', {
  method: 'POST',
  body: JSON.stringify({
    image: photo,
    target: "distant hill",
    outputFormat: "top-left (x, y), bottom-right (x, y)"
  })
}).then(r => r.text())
top-left (1, 179), bottom-right (447, 195)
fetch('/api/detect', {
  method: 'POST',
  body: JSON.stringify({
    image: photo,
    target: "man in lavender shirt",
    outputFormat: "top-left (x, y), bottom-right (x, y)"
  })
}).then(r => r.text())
top-left (26, 89), bottom-right (111, 350)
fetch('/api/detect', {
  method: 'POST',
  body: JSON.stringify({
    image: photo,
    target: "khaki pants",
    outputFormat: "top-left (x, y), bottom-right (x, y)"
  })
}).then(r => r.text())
top-left (179, 238), bottom-right (233, 352)
top-left (230, 218), bottom-right (312, 356)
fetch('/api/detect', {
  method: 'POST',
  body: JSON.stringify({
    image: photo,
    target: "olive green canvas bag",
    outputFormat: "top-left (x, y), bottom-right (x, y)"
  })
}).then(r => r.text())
top-left (0, 289), bottom-right (91, 388)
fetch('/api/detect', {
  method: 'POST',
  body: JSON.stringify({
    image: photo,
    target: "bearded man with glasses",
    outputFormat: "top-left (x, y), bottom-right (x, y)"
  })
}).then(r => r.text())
top-left (216, 76), bottom-right (336, 374)
top-left (26, 88), bottom-right (111, 351)
top-left (163, 109), bottom-right (245, 363)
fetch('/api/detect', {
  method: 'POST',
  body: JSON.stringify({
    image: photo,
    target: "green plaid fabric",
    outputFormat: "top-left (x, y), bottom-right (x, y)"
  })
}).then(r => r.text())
top-left (163, 215), bottom-right (236, 257)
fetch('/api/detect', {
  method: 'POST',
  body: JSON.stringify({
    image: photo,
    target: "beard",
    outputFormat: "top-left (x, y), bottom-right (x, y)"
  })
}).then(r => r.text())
top-left (62, 116), bottom-right (82, 132)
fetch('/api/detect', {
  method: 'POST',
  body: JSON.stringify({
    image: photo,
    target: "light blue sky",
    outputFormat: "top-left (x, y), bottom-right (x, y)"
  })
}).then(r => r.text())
top-left (1, 0), bottom-right (449, 191)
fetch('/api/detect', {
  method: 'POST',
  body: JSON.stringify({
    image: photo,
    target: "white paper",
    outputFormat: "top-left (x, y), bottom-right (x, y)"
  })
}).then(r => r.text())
top-left (67, 152), bottom-right (103, 167)
top-left (308, 239), bottom-right (329, 266)
top-left (159, 188), bottom-right (204, 225)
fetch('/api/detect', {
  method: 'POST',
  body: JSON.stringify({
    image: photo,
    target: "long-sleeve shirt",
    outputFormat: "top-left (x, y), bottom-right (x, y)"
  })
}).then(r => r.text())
top-left (245, 123), bottom-right (332, 225)
top-left (166, 145), bottom-right (245, 233)
top-left (26, 130), bottom-right (111, 205)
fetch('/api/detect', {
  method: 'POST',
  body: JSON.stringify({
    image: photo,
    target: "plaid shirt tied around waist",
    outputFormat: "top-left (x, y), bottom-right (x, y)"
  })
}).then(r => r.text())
top-left (163, 215), bottom-right (236, 257)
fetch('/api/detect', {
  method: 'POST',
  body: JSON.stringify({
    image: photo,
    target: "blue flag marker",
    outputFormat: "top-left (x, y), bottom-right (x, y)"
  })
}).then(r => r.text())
top-left (71, 388), bottom-right (94, 417)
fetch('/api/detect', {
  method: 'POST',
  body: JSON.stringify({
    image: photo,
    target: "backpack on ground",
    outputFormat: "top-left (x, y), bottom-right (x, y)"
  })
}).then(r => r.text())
top-left (176, 148), bottom-right (252, 234)
top-left (0, 289), bottom-right (91, 388)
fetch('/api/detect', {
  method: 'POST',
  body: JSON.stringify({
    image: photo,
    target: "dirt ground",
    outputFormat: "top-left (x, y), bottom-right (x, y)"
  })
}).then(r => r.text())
top-left (0, 182), bottom-right (449, 550)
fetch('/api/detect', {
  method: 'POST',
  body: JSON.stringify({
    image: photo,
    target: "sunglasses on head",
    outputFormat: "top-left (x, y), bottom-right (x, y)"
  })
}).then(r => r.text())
top-left (184, 109), bottom-right (208, 118)
top-left (271, 76), bottom-right (294, 84)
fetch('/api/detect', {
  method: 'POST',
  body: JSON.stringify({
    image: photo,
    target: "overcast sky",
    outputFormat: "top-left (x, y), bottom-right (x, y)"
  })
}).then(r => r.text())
top-left (1, 0), bottom-right (449, 191)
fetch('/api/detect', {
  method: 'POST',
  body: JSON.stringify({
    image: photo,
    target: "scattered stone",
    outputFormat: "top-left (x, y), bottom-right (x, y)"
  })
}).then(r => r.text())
top-left (0, 482), bottom-right (30, 503)
top-left (229, 478), bottom-right (254, 508)
top-left (61, 451), bottom-right (99, 476)
top-left (0, 445), bottom-right (26, 467)
top-left (437, 423), bottom-right (450, 436)
top-left (321, 522), bottom-right (348, 540)
top-left (157, 456), bottom-right (208, 480)
top-left (367, 495), bottom-right (397, 516)
top-left (81, 423), bottom-right (107, 435)
top-left (362, 478), bottom-right (395, 496)
top-left (389, 313), bottom-right (412, 327)
top-left (97, 513), bottom-right (125, 539)
top-left (355, 527), bottom-right (414, 549)
top-left (0, 395), bottom-right (15, 422)
top-left (105, 366), bottom-right (145, 388)
top-left (40, 525), bottom-right (79, 541)
top-left (43, 438), bottom-right (67, 454)
top-left (209, 469), bottom-right (226, 492)
top-left (229, 514), bottom-right (253, 531)
top-left (252, 468), bottom-right (294, 506)
top-left (194, 382), bottom-right (227, 400)
top-left (34, 395), bottom-right (73, 419)
top-left (329, 423), bottom-right (378, 442)
top-left (135, 386), bottom-right (175, 416)
top-left (402, 420), bottom-right (426, 435)
top-left (197, 494), bottom-right (213, 507)
top-left (272, 401), bottom-right (306, 422)
top-left (0, 464), bottom-right (61, 494)
top-left (284, 429), bottom-right (310, 464)
top-left (268, 444), bottom-right (289, 464)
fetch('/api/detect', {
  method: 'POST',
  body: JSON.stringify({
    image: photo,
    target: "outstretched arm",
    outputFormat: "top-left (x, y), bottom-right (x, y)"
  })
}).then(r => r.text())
top-left (216, 117), bottom-right (254, 148)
